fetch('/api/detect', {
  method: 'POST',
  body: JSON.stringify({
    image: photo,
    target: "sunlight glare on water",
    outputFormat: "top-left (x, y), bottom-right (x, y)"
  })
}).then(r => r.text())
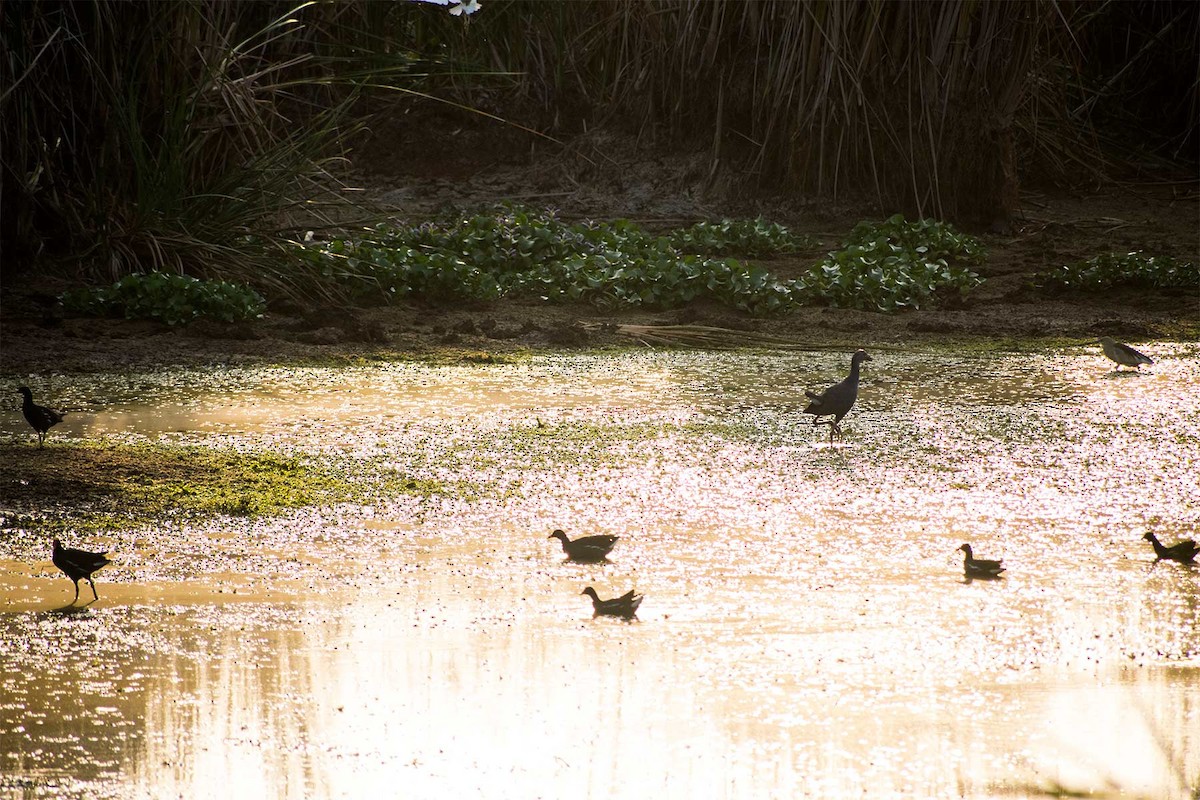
top-left (1, 342), bottom-right (1198, 798)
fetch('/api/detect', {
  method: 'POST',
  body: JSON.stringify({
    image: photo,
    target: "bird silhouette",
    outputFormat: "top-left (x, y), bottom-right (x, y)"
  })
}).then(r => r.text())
top-left (52, 539), bottom-right (112, 603)
top-left (581, 587), bottom-right (643, 620)
top-left (958, 543), bottom-right (1005, 579)
top-left (549, 529), bottom-right (618, 563)
top-left (17, 386), bottom-right (66, 448)
top-left (803, 349), bottom-right (872, 444)
top-left (1143, 532), bottom-right (1198, 565)
top-left (1097, 337), bottom-right (1153, 370)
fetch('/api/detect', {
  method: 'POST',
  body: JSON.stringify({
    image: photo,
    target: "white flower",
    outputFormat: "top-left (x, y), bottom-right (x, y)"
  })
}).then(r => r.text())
top-left (449, 0), bottom-right (481, 16)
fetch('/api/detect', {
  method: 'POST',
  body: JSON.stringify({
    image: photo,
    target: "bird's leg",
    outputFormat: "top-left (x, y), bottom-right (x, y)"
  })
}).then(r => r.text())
top-left (810, 417), bottom-right (834, 443)
top-left (88, 578), bottom-right (99, 601)
top-left (72, 580), bottom-right (80, 603)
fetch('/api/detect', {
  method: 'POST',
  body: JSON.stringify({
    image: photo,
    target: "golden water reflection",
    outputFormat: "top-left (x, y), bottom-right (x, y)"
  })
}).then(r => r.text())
top-left (2, 589), bottom-right (1196, 799)
top-left (2, 344), bottom-right (1199, 798)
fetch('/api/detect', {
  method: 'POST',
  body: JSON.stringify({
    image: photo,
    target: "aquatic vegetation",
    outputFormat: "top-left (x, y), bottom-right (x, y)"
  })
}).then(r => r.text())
top-left (794, 215), bottom-right (985, 311)
top-left (844, 215), bottom-right (987, 266)
top-left (61, 271), bottom-right (266, 326)
top-left (1035, 251), bottom-right (1199, 292)
top-left (667, 217), bottom-right (814, 257)
top-left (298, 206), bottom-right (983, 314)
top-left (0, 440), bottom-right (449, 533)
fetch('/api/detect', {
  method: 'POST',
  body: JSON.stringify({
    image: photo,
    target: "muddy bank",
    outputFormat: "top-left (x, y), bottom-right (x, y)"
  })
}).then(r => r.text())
top-left (2, 184), bottom-right (1197, 376)
top-left (2, 286), bottom-right (1195, 377)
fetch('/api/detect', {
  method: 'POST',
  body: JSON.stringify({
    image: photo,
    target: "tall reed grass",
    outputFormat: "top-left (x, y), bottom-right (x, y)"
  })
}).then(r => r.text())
top-left (1, 1), bottom-right (403, 291)
top-left (3, 0), bottom-right (1193, 295)
top-left (406, 1), bottom-right (1044, 222)
top-left (414, 0), bottom-right (1197, 220)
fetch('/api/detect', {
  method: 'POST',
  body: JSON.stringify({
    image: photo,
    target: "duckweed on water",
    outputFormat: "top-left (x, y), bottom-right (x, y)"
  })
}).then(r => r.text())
top-left (488, 420), bottom-right (685, 468)
top-left (216, 349), bottom-right (533, 371)
top-left (0, 440), bottom-right (451, 535)
top-left (2, 350), bottom-right (1198, 799)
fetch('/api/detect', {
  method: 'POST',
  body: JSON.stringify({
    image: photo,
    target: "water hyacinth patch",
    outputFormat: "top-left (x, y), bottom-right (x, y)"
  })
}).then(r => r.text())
top-left (796, 215), bottom-right (985, 312)
top-left (62, 271), bottom-right (266, 326)
top-left (667, 218), bottom-right (814, 257)
top-left (844, 214), bottom-right (987, 266)
top-left (1035, 252), bottom-right (1199, 292)
top-left (295, 206), bottom-right (985, 314)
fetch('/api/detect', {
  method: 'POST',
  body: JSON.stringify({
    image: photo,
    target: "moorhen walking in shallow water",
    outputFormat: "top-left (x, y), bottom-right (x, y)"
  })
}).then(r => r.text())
top-left (803, 350), bottom-right (872, 444)
top-left (958, 543), bottom-right (1005, 579)
top-left (549, 529), bottom-right (618, 563)
top-left (52, 539), bottom-right (112, 603)
top-left (1143, 532), bottom-right (1198, 564)
top-left (581, 587), bottom-right (643, 619)
top-left (17, 386), bottom-right (66, 448)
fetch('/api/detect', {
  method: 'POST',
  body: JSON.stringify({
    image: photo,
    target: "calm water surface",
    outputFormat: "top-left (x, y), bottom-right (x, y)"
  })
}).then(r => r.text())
top-left (2, 343), bottom-right (1198, 799)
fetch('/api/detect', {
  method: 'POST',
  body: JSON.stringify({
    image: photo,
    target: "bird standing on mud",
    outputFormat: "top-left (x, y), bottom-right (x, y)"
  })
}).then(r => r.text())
top-left (17, 386), bottom-right (66, 448)
top-left (802, 349), bottom-right (872, 444)
top-left (1097, 337), bottom-right (1153, 370)
top-left (52, 539), bottom-right (112, 603)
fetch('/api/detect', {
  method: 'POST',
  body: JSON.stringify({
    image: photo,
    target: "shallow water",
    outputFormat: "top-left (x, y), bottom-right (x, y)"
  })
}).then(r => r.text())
top-left (2, 343), bottom-right (1199, 799)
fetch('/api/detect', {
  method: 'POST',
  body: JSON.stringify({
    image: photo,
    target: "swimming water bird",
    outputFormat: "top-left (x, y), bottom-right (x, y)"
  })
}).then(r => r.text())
top-left (1143, 532), bottom-right (1198, 564)
top-left (17, 386), bottom-right (66, 448)
top-left (581, 587), bottom-right (643, 620)
top-left (1097, 337), bottom-right (1153, 370)
top-left (803, 349), bottom-right (872, 444)
top-left (52, 539), bottom-right (112, 603)
top-left (549, 529), bottom-right (618, 563)
top-left (958, 543), bottom-right (1005, 579)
